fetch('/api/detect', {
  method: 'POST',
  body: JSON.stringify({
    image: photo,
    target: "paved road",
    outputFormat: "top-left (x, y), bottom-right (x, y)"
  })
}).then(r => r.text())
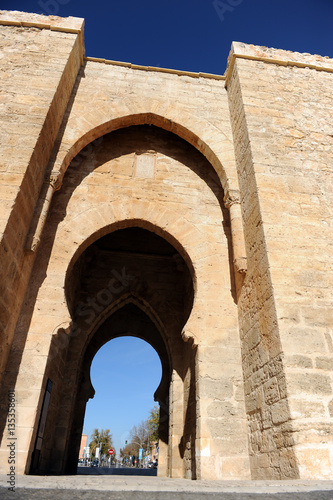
top-left (0, 487), bottom-right (333, 499)
top-left (0, 472), bottom-right (332, 500)
top-left (77, 465), bottom-right (157, 476)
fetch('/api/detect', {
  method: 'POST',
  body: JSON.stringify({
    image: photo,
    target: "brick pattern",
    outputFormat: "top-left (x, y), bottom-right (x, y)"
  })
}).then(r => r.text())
top-left (0, 20), bottom-right (83, 385)
top-left (228, 45), bottom-right (333, 479)
top-left (0, 125), bottom-right (249, 479)
top-left (0, 11), bottom-right (332, 481)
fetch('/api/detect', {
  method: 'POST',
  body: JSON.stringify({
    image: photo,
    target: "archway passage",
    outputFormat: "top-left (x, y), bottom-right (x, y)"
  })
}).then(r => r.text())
top-left (82, 335), bottom-right (162, 465)
top-left (15, 121), bottom-right (246, 481)
top-left (30, 227), bottom-right (196, 477)
top-left (66, 226), bottom-right (194, 328)
top-left (69, 303), bottom-right (171, 475)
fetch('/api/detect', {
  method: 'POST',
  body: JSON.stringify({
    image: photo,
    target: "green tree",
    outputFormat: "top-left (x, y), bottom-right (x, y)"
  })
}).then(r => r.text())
top-left (120, 441), bottom-right (138, 458)
top-left (127, 423), bottom-right (147, 455)
top-left (125, 406), bottom-right (160, 458)
top-left (89, 428), bottom-right (113, 458)
top-left (147, 405), bottom-right (159, 442)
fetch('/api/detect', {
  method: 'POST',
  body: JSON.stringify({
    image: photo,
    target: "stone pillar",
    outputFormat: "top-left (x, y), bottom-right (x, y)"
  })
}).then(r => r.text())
top-left (226, 42), bottom-right (333, 479)
top-left (224, 189), bottom-right (247, 275)
top-left (195, 337), bottom-right (251, 480)
top-left (168, 369), bottom-right (184, 478)
top-left (25, 173), bottom-right (61, 253)
top-left (0, 10), bottom-right (83, 389)
top-left (157, 440), bottom-right (168, 477)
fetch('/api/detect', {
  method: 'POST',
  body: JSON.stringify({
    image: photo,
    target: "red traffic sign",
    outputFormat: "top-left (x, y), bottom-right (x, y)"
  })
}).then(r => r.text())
top-left (108, 448), bottom-right (114, 455)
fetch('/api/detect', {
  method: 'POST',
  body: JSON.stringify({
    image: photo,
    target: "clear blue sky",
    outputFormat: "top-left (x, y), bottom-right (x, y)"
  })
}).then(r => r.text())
top-left (1, 0), bottom-right (332, 74)
top-left (2, 0), bottom-right (332, 457)
top-left (84, 337), bottom-right (162, 456)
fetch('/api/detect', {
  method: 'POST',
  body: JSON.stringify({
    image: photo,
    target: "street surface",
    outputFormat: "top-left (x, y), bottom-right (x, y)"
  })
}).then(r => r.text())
top-left (0, 471), bottom-right (332, 500)
top-left (77, 465), bottom-right (157, 476)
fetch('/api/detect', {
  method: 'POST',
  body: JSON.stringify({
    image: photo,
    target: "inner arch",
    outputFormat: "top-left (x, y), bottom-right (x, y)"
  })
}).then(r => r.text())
top-left (58, 112), bottom-right (229, 191)
top-left (82, 303), bottom-right (171, 407)
top-left (61, 226), bottom-right (196, 473)
top-left (83, 331), bottom-right (163, 460)
top-left (66, 226), bottom-right (195, 336)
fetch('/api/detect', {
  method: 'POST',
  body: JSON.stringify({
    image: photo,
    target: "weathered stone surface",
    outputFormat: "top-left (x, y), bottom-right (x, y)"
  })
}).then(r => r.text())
top-left (227, 42), bottom-right (333, 480)
top-left (0, 11), bottom-right (332, 482)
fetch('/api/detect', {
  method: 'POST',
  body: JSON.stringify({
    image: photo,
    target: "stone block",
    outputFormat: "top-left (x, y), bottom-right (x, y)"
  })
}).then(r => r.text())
top-left (263, 377), bottom-right (280, 405)
top-left (315, 356), bottom-right (333, 371)
top-left (199, 377), bottom-right (234, 400)
top-left (221, 456), bottom-right (251, 479)
top-left (287, 372), bottom-right (332, 396)
top-left (271, 399), bottom-right (290, 425)
top-left (296, 447), bottom-right (333, 479)
top-left (289, 398), bottom-right (326, 419)
top-left (285, 355), bottom-right (313, 369)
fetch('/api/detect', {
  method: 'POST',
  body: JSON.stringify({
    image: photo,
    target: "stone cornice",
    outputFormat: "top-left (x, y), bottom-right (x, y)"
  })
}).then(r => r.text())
top-left (225, 41), bottom-right (333, 87)
top-left (0, 10), bottom-right (84, 32)
top-left (0, 10), bottom-right (85, 63)
top-left (84, 56), bottom-right (225, 80)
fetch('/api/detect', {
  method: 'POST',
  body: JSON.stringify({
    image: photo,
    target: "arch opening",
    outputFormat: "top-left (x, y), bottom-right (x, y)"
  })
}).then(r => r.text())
top-left (31, 226), bottom-right (197, 477)
top-left (63, 227), bottom-right (195, 475)
top-left (66, 226), bottom-right (194, 336)
top-left (26, 121), bottom-right (232, 479)
top-left (84, 335), bottom-right (163, 445)
top-left (81, 332), bottom-right (164, 472)
top-left (59, 113), bottom-right (229, 192)
top-left (83, 334), bottom-right (162, 467)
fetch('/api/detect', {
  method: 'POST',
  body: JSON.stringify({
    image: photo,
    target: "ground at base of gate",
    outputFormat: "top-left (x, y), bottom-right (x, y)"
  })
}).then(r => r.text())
top-left (0, 474), bottom-right (333, 500)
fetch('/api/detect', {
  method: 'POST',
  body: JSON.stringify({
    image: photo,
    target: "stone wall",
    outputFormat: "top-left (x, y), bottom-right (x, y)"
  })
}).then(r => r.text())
top-left (0, 10), bottom-right (84, 384)
top-left (0, 11), bottom-right (332, 480)
top-left (39, 124), bottom-right (248, 479)
top-left (227, 42), bottom-right (333, 478)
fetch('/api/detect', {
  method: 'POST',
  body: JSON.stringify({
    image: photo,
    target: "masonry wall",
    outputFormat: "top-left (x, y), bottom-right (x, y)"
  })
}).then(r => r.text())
top-left (14, 47), bottom-right (249, 479)
top-left (228, 43), bottom-right (333, 478)
top-left (36, 125), bottom-right (248, 479)
top-left (0, 11), bottom-right (83, 384)
top-left (0, 10), bottom-right (332, 481)
top-left (0, 119), bottom-right (249, 478)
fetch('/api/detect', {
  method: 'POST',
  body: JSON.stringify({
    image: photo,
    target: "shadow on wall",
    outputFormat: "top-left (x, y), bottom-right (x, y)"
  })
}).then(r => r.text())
top-left (0, 124), bottom-right (233, 477)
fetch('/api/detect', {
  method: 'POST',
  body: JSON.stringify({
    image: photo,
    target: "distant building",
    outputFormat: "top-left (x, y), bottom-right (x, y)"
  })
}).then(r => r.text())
top-left (79, 435), bottom-right (88, 459)
top-left (150, 441), bottom-right (159, 461)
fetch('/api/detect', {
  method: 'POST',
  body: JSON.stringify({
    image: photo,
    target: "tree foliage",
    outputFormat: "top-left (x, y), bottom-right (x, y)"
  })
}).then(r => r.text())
top-left (120, 405), bottom-right (160, 458)
top-left (89, 428), bottom-right (113, 458)
top-left (130, 422), bottom-right (149, 448)
top-left (120, 442), bottom-right (138, 458)
top-left (147, 405), bottom-right (159, 442)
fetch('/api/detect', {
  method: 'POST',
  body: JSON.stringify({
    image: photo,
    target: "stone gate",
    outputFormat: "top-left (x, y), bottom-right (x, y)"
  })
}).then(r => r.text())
top-left (0, 10), bottom-right (332, 480)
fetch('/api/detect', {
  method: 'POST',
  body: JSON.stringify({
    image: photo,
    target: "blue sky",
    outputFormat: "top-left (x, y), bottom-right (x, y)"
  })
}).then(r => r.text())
top-left (85, 337), bottom-right (162, 455)
top-left (2, 0), bottom-right (332, 456)
top-left (1, 0), bottom-right (332, 74)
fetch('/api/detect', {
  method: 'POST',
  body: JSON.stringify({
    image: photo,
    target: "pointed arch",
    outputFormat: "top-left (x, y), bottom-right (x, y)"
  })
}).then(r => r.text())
top-left (81, 297), bottom-right (171, 403)
top-left (50, 101), bottom-right (239, 195)
top-left (50, 203), bottom-right (225, 347)
top-left (65, 300), bottom-right (172, 474)
top-left (82, 291), bottom-right (170, 354)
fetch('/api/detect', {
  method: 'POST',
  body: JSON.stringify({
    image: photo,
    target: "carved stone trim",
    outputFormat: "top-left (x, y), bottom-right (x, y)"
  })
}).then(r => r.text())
top-left (224, 189), bottom-right (247, 277)
top-left (224, 189), bottom-right (240, 208)
top-left (25, 172), bottom-right (62, 253)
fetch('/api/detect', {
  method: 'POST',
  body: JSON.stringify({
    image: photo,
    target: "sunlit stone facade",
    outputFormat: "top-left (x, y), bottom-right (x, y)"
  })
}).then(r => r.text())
top-left (0, 10), bottom-right (332, 480)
